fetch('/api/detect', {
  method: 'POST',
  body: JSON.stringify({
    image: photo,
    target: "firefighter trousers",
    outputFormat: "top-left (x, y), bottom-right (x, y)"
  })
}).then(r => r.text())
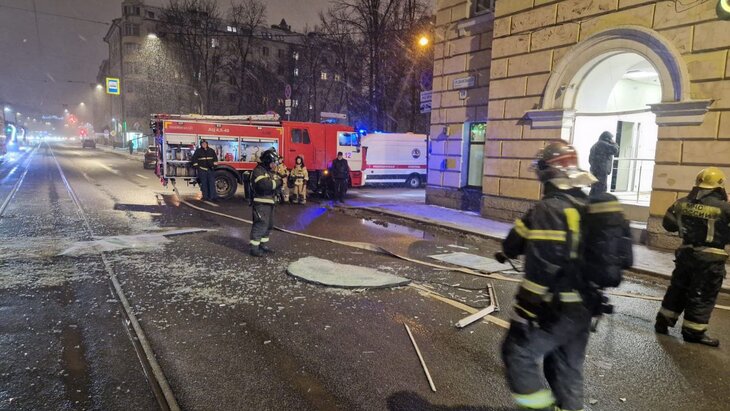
top-left (658, 248), bottom-right (726, 334)
top-left (198, 169), bottom-right (217, 201)
top-left (502, 305), bottom-right (592, 410)
top-left (250, 202), bottom-right (274, 246)
top-left (293, 183), bottom-right (306, 202)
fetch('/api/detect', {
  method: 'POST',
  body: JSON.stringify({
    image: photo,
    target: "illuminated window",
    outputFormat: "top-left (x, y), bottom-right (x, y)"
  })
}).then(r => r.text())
top-left (320, 71), bottom-right (328, 80)
top-left (467, 122), bottom-right (486, 187)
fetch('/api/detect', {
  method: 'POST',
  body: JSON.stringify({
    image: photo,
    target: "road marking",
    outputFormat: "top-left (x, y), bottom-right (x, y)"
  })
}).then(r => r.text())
top-left (98, 163), bottom-right (119, 175)
top-left (136, 174), bottom-right (150, 180)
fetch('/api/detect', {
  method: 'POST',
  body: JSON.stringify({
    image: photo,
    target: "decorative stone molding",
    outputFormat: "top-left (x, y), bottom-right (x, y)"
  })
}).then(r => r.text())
top-left (524, 109), bottom-right (576, 129)
top-left (542, 26), bottom-right (690, 110)
top-left (648, 100), bottom-right (713, 126)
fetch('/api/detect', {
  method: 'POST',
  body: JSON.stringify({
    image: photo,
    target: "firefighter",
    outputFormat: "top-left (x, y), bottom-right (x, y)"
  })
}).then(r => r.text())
top-left (249, 148), bottom-right (281, 257)
top-left (275, 157), bottom-right (290, 203)
top-left (655, 167), bottom-right (730, 347)
top-left (291, 155), bottom-right (309, 204)
top-left (500, 141), bottom-right (599, 411)
top-left (191, 140), bottom-right (218, 201)
top-left (588, 131), bottom-right (619, 195)
top-left (331, 151), bottom-right (350, 202)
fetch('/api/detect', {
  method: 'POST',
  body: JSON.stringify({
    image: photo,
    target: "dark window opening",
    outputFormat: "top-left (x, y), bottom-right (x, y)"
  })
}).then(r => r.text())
top-left (291, 128), bottom-right (302, 143)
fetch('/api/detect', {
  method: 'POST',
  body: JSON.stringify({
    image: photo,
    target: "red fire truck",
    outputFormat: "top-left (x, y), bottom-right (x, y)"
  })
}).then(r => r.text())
top-left (151, 113), bottom-right (362, 199)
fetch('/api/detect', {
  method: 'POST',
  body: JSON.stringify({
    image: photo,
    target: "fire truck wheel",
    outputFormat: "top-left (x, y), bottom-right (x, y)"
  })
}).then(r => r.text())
top-left (214, 170), bottom-right (238, 199)
top-left (406, 174), bottom-right (421, 189)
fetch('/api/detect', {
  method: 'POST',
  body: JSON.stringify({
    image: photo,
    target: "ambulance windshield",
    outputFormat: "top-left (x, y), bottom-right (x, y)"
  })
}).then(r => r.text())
top-left (338, 132), bottom-right (360, 147)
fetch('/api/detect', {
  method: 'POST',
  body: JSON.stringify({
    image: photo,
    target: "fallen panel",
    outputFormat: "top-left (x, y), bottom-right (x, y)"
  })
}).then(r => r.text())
top-left (429, 252), bottom-right (512, 273)
top-left (59, 228), bottom-right (211, 257)
top-left (287, 256), bottom-right (411, 289)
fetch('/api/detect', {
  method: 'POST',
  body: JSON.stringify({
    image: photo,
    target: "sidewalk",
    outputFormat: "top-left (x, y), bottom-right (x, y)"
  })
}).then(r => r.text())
top-left (96, 144), bottom-right (145, 162)
top-left (344, 199), bottom-right (730, 292)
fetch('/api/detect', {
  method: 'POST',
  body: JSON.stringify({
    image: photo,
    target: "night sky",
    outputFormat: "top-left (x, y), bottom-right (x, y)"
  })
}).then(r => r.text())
top-left (0, 0), bottom-right (335, 116)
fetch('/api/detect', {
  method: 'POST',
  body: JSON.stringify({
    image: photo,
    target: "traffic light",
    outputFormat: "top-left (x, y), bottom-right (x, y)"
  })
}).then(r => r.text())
top-left (68, 114), bottom-right (78, 125)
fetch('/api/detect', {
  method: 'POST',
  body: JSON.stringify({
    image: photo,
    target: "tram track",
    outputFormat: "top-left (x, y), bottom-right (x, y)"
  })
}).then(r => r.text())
top-left (0, 146), bottom-right (37, 217)
top-left (48, 146), bottom-right (180, 411)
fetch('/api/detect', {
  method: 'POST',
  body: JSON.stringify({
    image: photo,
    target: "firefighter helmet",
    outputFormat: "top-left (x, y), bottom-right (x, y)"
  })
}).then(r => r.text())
top-left (260, 148), bottom-right (279, 165)
top-left (695, 167), bottom-right (726, 189)
top-left (533, 141), bottom-right (597, 189)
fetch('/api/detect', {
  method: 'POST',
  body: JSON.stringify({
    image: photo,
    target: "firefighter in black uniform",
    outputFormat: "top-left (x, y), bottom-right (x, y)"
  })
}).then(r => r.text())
top-left (655, 167), bottom-right (730, 347)
top-left (500, 141), bottom-right (599, 411)
top-left (249, 148), bottom-right (282, 257)
top-left (191, 140), bottom-right (218, 201)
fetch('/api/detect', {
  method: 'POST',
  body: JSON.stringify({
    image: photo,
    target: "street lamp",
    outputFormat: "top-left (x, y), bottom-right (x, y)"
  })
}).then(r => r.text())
top-left (96, 84), bottom-right (103, 90)
top-left (147, 33), bottom-right (158, 39)
top-left (418, 35), bottom-right (430, 47)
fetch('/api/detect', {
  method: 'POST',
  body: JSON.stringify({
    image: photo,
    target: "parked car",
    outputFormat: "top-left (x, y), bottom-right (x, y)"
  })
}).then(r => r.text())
top-left (143, 145), bottom-right (158, 169)
top-left (81, 139), bottom-right (96, 149)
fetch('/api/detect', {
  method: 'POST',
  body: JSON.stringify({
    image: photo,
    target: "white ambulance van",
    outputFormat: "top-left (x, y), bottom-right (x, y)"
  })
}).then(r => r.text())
top-left (356, 132), bottom-right (427, 188)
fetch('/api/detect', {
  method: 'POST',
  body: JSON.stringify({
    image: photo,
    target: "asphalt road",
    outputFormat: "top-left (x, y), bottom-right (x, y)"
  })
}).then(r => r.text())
top-left (0, 142), bottom-right (729, 411)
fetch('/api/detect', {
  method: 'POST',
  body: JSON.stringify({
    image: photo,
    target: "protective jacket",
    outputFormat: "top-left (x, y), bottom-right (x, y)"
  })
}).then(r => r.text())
top-left (276, 163), bottom-right (289, 179)
top-left (503, 185), bottom-right (588, 321)
top-left (191, 146), bottom-right (218, 171)
top-left (663, 188), bottom-right (730, 257)
top-left (291, 165), bottom-right (309, 186)
top-left (588, 139), bottom-right (619, 176)
top-left (331, 158), bottom-right (350, 180)
top-left (251, 163), bottom-right (279, 204)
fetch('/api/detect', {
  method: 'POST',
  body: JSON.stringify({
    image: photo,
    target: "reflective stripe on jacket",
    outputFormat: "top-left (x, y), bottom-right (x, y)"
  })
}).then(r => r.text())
top-left (502, 185), bottom-right (587, 317)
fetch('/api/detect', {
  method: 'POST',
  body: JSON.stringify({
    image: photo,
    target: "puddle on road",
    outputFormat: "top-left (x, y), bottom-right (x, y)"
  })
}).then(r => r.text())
top-left (360, 218), bottom-right (434, 240)
top-left (60, 324), bottom-right (91, 408)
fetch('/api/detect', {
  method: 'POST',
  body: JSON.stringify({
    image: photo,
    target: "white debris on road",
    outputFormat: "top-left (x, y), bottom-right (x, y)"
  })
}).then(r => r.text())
top-left (429, 252), bottom-right (513, 273)
top-left (287, 256), bottom-right (411, 289)
top-left (58, 228), bottom-right (212, 257)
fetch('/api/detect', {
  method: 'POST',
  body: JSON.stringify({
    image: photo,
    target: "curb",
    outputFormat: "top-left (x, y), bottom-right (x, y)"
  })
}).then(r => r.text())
top-left (344, 204), bottom-right (730, 295)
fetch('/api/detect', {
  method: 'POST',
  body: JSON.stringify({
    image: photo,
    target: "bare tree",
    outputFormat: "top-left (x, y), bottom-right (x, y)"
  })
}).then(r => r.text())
top-left (224, 0), bottom-right (267, 114)
top-left (318, 7), bottom-right (366, 124)
top-left (161, 0), bottom-right (225, 114)
top-left (384, 0), bottom-right (432, 132)
top-left (332, 0), bottom-right (401, 130)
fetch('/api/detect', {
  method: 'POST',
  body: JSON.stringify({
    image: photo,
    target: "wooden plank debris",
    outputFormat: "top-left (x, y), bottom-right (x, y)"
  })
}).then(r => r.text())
top-left (404, 323), bottom-right (436, 393)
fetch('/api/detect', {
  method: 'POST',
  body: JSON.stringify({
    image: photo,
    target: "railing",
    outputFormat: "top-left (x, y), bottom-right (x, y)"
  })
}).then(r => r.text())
top-left (609, 157), bottom-right (655, 204)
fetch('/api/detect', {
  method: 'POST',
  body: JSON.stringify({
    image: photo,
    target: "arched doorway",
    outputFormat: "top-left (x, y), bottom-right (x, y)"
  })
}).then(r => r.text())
top-left (570, 52), bottom-right (661, 205)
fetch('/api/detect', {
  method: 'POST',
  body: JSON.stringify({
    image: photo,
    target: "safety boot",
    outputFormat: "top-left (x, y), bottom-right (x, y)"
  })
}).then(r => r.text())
top-left (682, 331), bottom-right (720, 347)
top-left (249, 245), bottom-right (263, 257)
top-left (654, 313), bottom-right (670, 334)
top-left (259, 243), bottom-right (274, 254)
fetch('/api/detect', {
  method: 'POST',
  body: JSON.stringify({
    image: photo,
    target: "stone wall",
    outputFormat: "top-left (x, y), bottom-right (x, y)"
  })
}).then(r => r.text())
top-left (485, 0), bottom-right (730, 249)
top-left (427, 1), bottom-right (494, 210)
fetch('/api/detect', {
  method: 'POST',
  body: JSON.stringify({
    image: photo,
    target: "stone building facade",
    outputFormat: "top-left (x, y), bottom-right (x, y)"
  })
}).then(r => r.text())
top-left (430, 0), bottom-right (730, 248)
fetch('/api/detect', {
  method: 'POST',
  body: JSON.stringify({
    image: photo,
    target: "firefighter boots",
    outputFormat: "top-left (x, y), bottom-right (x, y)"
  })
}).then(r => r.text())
top-left (654, 313), bottom-right (671, 334)
top-left (259, 243), bottom-right (274, 253)
top-left (249, 245), bottom-right (263, 257)
top-left (682, 331), bottom-right (720, 347)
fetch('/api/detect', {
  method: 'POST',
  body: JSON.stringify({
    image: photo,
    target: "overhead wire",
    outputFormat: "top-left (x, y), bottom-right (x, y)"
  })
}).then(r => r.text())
top-left (0, 3), bottom-right (111, 25)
